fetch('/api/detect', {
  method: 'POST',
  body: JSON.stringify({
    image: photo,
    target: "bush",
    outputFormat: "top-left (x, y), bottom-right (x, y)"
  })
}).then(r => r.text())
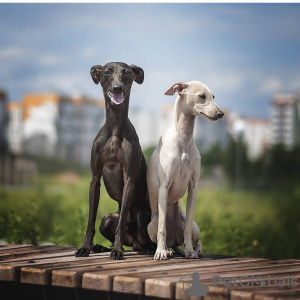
top-left (1, 173), bottom-right (299, 259)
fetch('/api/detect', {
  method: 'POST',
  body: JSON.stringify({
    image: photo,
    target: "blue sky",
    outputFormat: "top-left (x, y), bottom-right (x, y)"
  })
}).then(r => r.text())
top-left (1, 3), bottom-right (300, 117)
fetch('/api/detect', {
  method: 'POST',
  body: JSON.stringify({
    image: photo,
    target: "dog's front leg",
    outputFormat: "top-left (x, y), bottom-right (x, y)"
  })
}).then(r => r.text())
top-left (154, 184), bottom-right (173, 260)
top-left (110, 177), bottom-right (135, 260)
top-left (75, 175), bottom-right (101, 257)
top-left (184, 177), bottom-right (200, 259)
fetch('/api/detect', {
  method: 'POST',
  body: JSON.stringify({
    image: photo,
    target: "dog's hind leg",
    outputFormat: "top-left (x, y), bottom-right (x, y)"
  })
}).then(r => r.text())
top-left (147, 213), bottom-right (158, 243)
top-left (100, 213), bottom-right (133, 248)
top-left (192, 221), bottom-right (203, 257)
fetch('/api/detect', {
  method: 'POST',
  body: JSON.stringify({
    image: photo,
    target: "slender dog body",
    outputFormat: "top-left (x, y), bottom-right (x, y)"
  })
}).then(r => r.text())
top-left (76, 62), bottom-right (154, 260)
top-left (147, 81), bottom-right (224, 260)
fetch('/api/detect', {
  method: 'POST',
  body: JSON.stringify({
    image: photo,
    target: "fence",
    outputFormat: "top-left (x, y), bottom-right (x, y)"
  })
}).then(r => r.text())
top-left (0, 154), bottom-right (38, 186)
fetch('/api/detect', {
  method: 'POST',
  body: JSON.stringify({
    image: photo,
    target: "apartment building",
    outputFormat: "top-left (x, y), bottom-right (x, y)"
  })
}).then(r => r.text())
top-left (242, 118), bottom-right (270, 160)
top-left (6, 102), bottom-right (23, 154)
top-left (270, 94), bottom-right (300, 148)
top-left (194, 111), bottom-right (228, 152)
top-left (227, 112), bottom-right (270, 161)
top-left (0, 90), bottom-right (9, 154)
top-left (128, 106), bottom-right (172, 149)
top-left (56, 95), bottom-right (105, 166)
top-left (7, 93), bottom-right (105, 166)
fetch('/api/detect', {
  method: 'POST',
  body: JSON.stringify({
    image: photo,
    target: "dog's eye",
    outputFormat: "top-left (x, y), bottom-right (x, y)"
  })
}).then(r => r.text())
top-left (104, 69), bottom-right (111, 76)
top-left (124, 70), bottom-right (131, 76)
top-left (198, 94), bottom-right (206, 104)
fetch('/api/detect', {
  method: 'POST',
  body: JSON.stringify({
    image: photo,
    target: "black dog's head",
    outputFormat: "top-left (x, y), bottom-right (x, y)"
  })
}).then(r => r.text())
top-left (91, 62), bottom-right (144, 106)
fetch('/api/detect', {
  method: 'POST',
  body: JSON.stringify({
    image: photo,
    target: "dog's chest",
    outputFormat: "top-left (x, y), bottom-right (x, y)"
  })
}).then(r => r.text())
top-left (179, 152), bottom-right (193, 177)
top-left (168, 151), bottom-right (194, 202)
top-left (101, 136), bottom-right (124, 163)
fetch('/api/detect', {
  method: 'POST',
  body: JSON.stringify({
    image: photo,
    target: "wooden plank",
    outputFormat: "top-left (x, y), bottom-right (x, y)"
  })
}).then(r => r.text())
top-left (22, 252), bottom-right (150, 285)
top-left (218, 282), bottom-right (300, 300)
top-left (21, 251), bottom-right (139, 285)
top-left (0, 245), bottom-right (36, 259)
top-left (82, 256), bottom-right (212, 292)
top-left (231, 290), bottom-right (256, 300)
top-left (1, 248), bottom-right (114, 282)
top-left (254, 295), bottom-right (276, 300)
top-left (0, 245), bottom-right (299, 300)
top-left (112, 258), bottom-right (273, 296)
top-left (114, 259), bottom-right (268, 296)
top-left (0, 246), bottom-right (85, 281)
top-left (1, 248), bottom-right (77, 262)
top-left (52, 254), bottom-right (174, 288)
top-left (204, 287), bottom-right (230, 300)
top-left (253, 294), bottom-right (275, 300)
top-left (81, 257), bottom-right (264, 292)
top-left (175, 270), bottom-right (300, 300)
top-left (0, 244), bottom-right (32, 251)
top-left (141, 261), bottom-right (300, 299)
top-left (0, 245), bottom-right (70, 261)
top-left (58, 254), bottom-right (235, 290)
top-left (226, 276), bottom-right (300, 297)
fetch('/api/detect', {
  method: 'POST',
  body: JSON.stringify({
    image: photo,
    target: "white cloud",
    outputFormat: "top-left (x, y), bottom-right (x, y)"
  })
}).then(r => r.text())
top-left (259, 76), bottom-right (283, 94)
top-left (82, 47), bottom-right (96, 58)
top-left (37, 54), bottom-right (66, 66)
top-left (288, 74), bottom-right (300, 92)
top-left (0, 46), bottom-right (28, 60)
top-left (204, 70), bottom-right (245, 93)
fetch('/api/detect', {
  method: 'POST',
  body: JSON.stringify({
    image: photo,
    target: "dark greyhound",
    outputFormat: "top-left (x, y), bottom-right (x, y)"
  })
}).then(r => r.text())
top-left (75, 62), bottom-right (155, 260)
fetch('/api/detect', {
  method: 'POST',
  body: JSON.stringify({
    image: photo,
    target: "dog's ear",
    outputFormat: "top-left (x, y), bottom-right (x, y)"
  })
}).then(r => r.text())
top-left (130, 65), bottom-right (144, 84)
top-left (90, 65), bottom-right (103, 84)
top-left (165, 82), bottom-right (188, 96)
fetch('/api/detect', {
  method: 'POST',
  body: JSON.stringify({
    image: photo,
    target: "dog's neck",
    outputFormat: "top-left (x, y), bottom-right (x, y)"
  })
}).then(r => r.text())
top-left (173, 96), bottom-right (195, 145)
top-left (104, 93), bottom-right (130, 137)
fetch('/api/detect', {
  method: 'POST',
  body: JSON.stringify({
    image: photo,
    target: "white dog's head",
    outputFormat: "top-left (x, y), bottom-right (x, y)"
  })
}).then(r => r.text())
top-left (165, 81), bottom-right (224, 121)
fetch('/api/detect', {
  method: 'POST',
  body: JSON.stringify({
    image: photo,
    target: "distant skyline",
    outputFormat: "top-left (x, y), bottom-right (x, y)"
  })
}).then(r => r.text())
top-left (1, 3), bottom-right (300, 117)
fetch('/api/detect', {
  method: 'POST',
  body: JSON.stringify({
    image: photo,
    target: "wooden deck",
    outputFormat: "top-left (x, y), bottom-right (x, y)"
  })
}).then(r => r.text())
top-left (0, 244), bottom-right (299, 300)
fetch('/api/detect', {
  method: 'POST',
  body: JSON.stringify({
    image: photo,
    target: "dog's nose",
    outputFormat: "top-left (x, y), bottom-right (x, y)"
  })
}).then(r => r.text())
top-left (113, 84), bottom-right (123, 92)
top-left (216, 111), bottom-right (224, 119)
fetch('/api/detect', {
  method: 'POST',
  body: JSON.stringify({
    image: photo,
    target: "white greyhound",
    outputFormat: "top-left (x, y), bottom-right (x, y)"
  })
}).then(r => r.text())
top-left (147, 81), bottom-right (224, 260)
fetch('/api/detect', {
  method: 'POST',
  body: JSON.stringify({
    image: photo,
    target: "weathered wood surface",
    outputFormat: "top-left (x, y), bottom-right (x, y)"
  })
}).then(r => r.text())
top-left (0, 244), bottom-right (299, 300)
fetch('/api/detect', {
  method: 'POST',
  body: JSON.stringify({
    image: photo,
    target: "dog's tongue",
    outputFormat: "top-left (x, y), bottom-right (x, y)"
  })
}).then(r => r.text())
top-left (110, 93), bottom-right (125, 105)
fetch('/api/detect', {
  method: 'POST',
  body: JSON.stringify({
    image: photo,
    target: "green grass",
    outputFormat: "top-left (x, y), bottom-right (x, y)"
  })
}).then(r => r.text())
top-left (0, 173), bottom-right (299, 259)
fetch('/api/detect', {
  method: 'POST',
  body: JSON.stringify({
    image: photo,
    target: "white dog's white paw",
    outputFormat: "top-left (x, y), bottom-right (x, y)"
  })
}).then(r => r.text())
top-left (194, 242), bottom-right (203, 258)
top-left (154, 248), bottom-right (173, 260)
top-left (185, 248), bottom-right (199, 259)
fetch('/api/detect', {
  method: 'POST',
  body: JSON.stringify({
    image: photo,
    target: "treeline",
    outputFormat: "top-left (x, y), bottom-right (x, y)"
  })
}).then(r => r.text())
top-left (143, 135), bottom-right (300, 190)
top-left (201, 135), bottom-right (300, 190)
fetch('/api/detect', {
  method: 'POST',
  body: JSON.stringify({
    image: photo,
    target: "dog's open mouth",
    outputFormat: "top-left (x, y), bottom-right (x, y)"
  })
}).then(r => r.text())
top-left (107, 92), bottom-right (125, 105)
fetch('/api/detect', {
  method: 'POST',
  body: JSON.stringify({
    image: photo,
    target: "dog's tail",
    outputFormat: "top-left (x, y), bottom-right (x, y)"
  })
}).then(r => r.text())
top-left (172, 245), bottom-right (185, 257)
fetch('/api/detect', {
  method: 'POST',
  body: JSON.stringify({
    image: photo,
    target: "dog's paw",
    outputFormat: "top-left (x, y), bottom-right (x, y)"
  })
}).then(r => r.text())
top-left (194, 243), bottom-right (203, 258)
top-left (185, 249), bottom-right (199, 259)
top-left (110, 248), bottom-right (124, 260)
top-left (166, 248), bottom-right (173, 257)
top-left (154, 248), bottom-right (171, 260)
top-left (75, 247), bottom-right (91, 257)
